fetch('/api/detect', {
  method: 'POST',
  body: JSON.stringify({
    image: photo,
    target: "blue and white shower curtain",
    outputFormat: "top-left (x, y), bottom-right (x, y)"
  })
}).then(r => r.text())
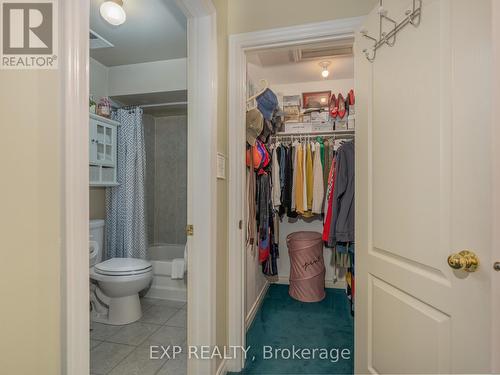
top-left (105, 107), bottom-right (148, 259)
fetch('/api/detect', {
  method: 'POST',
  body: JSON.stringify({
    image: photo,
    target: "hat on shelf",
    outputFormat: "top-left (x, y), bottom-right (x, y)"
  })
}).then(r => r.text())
top-left (256, 88), bottom-right (278, 121)
top-left (246, 108), bottom-right (264, 146)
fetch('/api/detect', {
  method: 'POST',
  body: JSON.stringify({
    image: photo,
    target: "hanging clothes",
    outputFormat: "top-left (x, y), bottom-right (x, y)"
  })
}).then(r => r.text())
top-left (295, 143), bottom-right (305, 214)
top-left (283, 145), bottom-right (293, 215)
top-left (323, 140), bottom-right (331, 195)
top-left (305, 142), bottom-right (314, 214)
top-left (246, 147), bottom-right (257, 248)
top-left (291, 141), bottom-right (298, 211)
top-left (271, 145), bottom-right (281, 208)
top-left (302, 141), bottom-right (308, 214)
top-left (302, 143), bottom-right (313, 217)
top-left (322, 156), bottom-right (337, 243)
top-left (328, 140), bottom-right (355, 246)
top-left (312, 142), bottom-right (324, 214)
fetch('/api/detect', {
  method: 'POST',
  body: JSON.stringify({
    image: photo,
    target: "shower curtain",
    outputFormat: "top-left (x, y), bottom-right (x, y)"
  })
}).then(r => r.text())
top-left (105, 107), bottom-right (148, 259)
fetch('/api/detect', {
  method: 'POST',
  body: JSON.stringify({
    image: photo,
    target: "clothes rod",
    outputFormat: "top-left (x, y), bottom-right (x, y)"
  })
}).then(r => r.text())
top-left (270, 133), bottom-right (355, 140)
top-left (272, 130), bottom-right (355, 137)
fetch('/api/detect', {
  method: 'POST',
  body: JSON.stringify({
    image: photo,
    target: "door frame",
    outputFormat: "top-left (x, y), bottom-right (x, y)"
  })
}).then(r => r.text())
top-left (492, 0), bottom-right (500, 372)
top-left (60, 0), bottom-right (218, 374)
top-left (227, 17), bottom-right (364, 372)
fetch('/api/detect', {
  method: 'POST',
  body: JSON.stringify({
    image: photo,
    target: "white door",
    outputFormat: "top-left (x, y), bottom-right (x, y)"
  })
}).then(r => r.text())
top-left (355, 0), bottom-right (492, 373)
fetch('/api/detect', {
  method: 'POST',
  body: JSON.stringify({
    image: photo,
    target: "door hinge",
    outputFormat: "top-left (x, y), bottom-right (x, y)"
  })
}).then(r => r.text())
top-left (239, 220), bottom-right (243, 230)
top-left (186, 224), bottom-right (194, 236)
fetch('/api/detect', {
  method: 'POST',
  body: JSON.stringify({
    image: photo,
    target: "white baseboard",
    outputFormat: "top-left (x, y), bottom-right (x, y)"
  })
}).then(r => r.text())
top-left (245, 282), bottom-right (270, 331)
top-left (216, 358), bottom-right (227, 375)
top-left (276, 276), bottom-right (346, 290)
top-left (144, 285), bottom-right (187, 302)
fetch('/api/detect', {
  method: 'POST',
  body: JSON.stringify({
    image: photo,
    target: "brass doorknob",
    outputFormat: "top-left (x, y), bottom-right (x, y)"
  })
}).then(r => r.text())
top-left (447, 250), bottom-right (479, 272)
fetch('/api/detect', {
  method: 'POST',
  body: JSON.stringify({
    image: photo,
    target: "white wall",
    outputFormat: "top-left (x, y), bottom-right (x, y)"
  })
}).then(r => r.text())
top-left (245, 240), bottom-right (268, 321)
top-left (90, 57), bottom-right (187, 99)
top-left (108, 58), bottom-right (187, 96)
top-left (90, 57), bottom-right (109, 100)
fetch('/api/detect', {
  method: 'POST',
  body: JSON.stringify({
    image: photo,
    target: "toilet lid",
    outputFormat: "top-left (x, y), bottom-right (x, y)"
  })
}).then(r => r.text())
top-left (95, 258), bottom-right (152, 276)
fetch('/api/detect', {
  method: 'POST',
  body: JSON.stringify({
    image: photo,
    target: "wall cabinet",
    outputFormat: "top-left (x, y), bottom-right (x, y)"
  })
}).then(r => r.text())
top-left (89, 113), bottom-right (120, 186)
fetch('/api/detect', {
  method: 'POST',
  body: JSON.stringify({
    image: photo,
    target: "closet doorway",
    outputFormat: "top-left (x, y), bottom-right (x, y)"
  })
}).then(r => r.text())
top-left (228, 1), bottom-right (494, 373)
top-left (228, 18), bottom-right (362, 373)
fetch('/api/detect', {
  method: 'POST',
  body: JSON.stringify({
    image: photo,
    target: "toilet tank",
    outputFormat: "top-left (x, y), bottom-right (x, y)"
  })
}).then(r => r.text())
top-left (90, 219), bottom-right (105, 266)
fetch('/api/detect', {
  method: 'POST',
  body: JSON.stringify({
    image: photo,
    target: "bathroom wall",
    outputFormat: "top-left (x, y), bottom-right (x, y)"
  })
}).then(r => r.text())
top-left (144, 114), bottom-right (156, 244)
top-left (144, 114), bottom-right (188, 246)
top-left (90, 187), bottom-right (106, 219)
top-left (90, 57), bottom-right (109, 100)
top-left (108, 58), bottom-right (187, 96)
top-left (89, 58), bottom-right (108, 222)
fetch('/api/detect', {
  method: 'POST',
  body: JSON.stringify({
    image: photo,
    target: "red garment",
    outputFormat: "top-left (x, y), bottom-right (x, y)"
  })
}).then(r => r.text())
top-left (322, 158), bottom-right (337, 242)
top-left (258, 232), bottom-right (271, 263)
top-left (259, 231), bottom-right (271, 264)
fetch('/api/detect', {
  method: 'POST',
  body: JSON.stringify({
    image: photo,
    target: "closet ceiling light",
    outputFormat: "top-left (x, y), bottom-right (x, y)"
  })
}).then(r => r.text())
top-left (100, 0), bottom-right (126, 26)
top-left (319, 61), bottom-right (331, 79)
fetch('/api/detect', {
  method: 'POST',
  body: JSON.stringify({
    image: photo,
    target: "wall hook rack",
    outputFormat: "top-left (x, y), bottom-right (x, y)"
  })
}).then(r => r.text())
top-left (361, 0), bottom-right (422, 62)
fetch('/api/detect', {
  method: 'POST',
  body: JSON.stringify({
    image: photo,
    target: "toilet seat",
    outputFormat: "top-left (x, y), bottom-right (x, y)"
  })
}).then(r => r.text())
top-left (94, 257), bottom-right (152, 276)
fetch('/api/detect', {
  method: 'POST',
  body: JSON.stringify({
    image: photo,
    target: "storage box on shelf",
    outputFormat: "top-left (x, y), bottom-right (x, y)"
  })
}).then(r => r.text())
top-left (89, 113), bottom-right (120, 187)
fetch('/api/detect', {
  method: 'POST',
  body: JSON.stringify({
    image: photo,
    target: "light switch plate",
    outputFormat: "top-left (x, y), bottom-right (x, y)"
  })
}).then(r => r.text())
top-left (217, 152), bottom-right (226, 180)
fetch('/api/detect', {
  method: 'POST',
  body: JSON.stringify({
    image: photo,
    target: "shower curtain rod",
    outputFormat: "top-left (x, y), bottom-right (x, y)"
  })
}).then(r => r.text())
top-left (140, 101), bottom-right (188, 109)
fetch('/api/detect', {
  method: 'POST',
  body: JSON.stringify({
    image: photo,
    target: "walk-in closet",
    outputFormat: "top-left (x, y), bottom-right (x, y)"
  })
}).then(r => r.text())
top-left (242, 39), bottom-right (356, 374)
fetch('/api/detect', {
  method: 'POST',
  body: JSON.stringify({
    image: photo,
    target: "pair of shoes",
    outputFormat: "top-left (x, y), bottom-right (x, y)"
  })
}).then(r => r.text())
top-left (330, 90), bottom-right (355, 120)
top-left (330, 93), bottom-right (347, 119)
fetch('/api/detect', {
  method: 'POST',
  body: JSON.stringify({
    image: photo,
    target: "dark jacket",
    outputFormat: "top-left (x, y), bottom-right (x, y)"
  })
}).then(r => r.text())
top-left (328, 141), bottom-right (354, 244)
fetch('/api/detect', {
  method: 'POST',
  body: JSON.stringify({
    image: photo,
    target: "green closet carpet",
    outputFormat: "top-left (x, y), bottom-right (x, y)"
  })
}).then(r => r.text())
top-left (229, 284), bottom-right (354, 375)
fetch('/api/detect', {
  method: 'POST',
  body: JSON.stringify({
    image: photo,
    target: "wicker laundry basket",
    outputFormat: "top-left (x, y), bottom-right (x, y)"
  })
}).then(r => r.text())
top-left (287, 231), bottom-right (326, 302)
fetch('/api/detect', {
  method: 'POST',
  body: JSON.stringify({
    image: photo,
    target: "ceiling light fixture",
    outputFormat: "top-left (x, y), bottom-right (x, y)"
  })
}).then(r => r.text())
top-left (100, 0), bottom-right (126, 26)
top-left (319, 61), bottom-right (331, 79)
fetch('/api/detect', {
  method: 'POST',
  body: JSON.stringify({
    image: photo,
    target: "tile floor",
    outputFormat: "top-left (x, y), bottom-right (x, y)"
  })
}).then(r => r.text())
top-left (90, 297), bottom-right (187, 375)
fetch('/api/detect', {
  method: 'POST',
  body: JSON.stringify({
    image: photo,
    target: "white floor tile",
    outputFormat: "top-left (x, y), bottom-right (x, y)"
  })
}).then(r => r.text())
top-left (165, 309), bottom-right (186, 328)
top-left (90, 322), bottom-right (123, 341)
top-left (90, 342), bottom-right (134, 375)
top-left (156, 353), bottom-right (187, 375)
top-left (143, 325), bottom-right (187, 347)
top-left (140, 305), bottom-right (178, 325)
top-left (90, 340), bottom-right (102, 349)
top-left (142, 298), bottom-right (186, 309)
top-left (108, 345), bottom-right (168, 375)
top-left (106, 322), bottom-right (160, 346)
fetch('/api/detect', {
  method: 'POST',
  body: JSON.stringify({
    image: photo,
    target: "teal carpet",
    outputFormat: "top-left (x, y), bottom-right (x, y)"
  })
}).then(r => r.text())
top-left (230, 284), bottom-right (354, 375)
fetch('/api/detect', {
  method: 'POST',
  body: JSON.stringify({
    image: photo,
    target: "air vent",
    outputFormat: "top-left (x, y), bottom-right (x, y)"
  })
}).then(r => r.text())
top-left (299, 45), bottom-right (353, 60)
top-left (90, 29), bottom-right (114, 50)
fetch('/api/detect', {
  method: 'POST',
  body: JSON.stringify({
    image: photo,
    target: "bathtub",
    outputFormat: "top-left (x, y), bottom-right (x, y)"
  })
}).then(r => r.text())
top-left (145, 244), bottom-right (187, 302)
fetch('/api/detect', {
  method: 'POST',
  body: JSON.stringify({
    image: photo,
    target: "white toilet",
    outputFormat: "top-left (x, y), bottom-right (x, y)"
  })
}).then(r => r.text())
top-left (89, 219), bottom-right (153, 325)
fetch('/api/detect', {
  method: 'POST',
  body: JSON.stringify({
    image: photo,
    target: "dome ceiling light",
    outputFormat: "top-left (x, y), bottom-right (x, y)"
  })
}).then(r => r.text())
top-left (100, 0), bottom-right (126, 26)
